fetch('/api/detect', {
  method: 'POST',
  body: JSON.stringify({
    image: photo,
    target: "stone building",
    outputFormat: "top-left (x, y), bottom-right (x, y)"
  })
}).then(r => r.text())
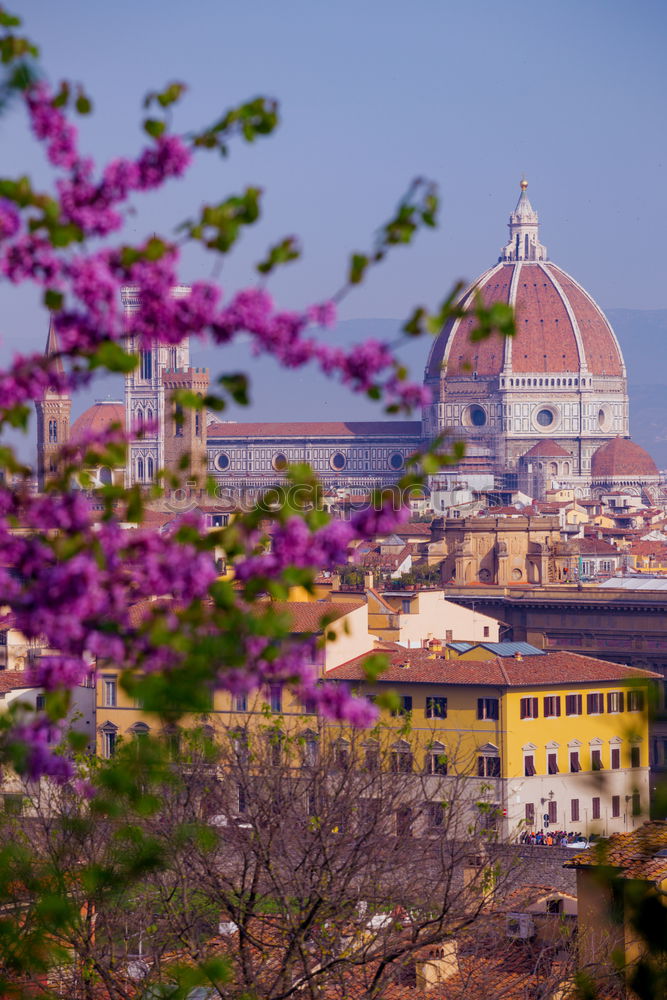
top-left (34, 319), bottom-right (71, 490)
top-left (36, 183), bottom-right (661, 500)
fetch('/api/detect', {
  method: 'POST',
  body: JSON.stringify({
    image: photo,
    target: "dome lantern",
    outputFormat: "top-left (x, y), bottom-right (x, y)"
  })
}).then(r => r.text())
top-left (500, 179), bottom-right (548, 263)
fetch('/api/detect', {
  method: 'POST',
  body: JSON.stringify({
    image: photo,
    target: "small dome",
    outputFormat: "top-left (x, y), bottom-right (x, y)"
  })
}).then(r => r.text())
top-left (591, 438), bottom-right (659, 480)
top-left (70, 401), bottom-right (125, 443)
top-left (521, 441), bottom-right (572, 459)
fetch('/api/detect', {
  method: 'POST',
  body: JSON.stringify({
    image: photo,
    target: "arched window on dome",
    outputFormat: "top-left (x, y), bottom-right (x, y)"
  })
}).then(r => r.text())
top-left (147, 457), bottom-right (154, 481)
top-left (539, 379), bottom-right (543, 386)
top-left (557, 379), bottom-right (561, 386)
top-left (137, 457), bottom-right (144, 481)
top-left (574, 378), bottom-right (578, 386)
top-left (563, 462), bottom-right (570, 475)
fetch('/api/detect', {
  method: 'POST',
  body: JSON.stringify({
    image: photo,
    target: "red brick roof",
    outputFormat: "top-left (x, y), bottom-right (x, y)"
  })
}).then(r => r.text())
top-left (425, 260), bottom-right (623, 379)
top-left (206, 421), bottom-right (421, 438)
top-left (328, 646), bottom-right (660, 687)
top-left (565, 821), bottom-right (667, 881)
top-left (268, 600), bottom-right (364, 632)
top-left (591, 438), bottom-right (659, 479)
top-left (573, 537), bottom-right (620, 555)
top-left (0, 671), bottom-right (40, 693)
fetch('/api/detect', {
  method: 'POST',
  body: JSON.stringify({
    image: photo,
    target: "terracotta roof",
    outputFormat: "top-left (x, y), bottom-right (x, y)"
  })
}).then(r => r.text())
top-left (367, 588), bottom-right (396, 612)
top-left (565, 821), bottom-right (667, 882)
top-left (521, 440), bottom-right (572, 459)
top-left (494, 884), bottom-right (577, 913)
top-left (629, 541), bottom-right (667, 558)
top-left (0, 671), bottom-right (40, 694)
top-left (573, 537), bottom-right (620, 555)
top-left (70, 400), bottom-right (126, 442)
top-left (390, 522), bottom-right (433, 536)
top-left (328, 646), bottom-right (661, 687)
top-left (591, 438), bottom-right (659, 479)
top-left (425, 260), bottom-right (623, 379)
top-left (268, 600), bottom-right (364, 632)
top-left (206, 421), bottom-right (422, 439)
top-left (352, 544), bottom-right (411, 570)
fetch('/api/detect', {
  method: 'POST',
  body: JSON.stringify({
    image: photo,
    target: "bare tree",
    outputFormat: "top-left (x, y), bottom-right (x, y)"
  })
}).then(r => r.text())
top-left (0, 723), bottom-right (582, 999)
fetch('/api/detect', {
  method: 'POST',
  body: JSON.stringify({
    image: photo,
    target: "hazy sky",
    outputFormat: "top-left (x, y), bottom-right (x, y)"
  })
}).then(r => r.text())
top-left (0, 0), bottom-right (665, 425)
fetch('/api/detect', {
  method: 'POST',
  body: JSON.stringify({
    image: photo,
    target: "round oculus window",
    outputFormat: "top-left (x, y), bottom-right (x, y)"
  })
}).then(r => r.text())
top-left (272, 453), bottom-right (288, 471)
top-left (330, 452), bottom-right (346, 471)
top-left (216, 452), bottom-right (230, 471)
top-left (389, 452), bottom-right (404, 471)
top-left (536, 408), bottom-right (554, 427)
top-left (463, 404), bottom-right (487, 427)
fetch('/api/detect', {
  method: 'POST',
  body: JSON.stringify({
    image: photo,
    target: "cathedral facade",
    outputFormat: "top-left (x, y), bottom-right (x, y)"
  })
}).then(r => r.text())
top-left (38, 183), bottom-right (658, 500)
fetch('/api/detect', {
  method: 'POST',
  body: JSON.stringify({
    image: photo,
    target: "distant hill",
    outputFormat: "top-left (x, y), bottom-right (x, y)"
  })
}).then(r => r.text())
top-left (13, 311), bottom-right (667, 467)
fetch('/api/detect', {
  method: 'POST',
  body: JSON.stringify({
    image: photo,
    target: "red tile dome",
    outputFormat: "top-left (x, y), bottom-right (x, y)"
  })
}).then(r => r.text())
top-left (591, 438), bottom-right (659, 480)
top-left (70, 401), bottom-right (125, 442)
top-left (425, 260), bottom-right (625, 380)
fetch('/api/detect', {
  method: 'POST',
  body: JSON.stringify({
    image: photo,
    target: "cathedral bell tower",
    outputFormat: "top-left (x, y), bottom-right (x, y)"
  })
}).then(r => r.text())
top-left (162, 365), bottom-right (210, 485)
top-left (35, 317), bottom-right (71, 490)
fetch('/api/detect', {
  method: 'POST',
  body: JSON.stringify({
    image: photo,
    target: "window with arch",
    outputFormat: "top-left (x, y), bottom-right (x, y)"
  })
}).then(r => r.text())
top-left (136, 409), bottom-right (144, 432)
top-left (130, 722), bottom-right (150, 739)
top-left (48, 419), bottom-right (58, 443)
top-left (146, 457), bottom-right (154, 481)
top-left (137, 457), bottom-right (144, 481)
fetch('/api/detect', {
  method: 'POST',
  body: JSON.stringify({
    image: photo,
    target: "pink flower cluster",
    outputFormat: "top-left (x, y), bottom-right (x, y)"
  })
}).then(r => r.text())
top-left (0, 77), bottom-right (434, 779)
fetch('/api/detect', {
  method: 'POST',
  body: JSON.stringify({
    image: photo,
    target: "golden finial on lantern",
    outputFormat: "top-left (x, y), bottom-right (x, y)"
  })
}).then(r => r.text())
top-left (520, 177), bottom-right (528, 190)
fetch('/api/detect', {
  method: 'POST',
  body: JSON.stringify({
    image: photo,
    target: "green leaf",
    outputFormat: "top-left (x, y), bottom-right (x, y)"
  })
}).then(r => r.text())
top-left (144, 117), bottom-right (166, 138)
top-left (43, 288), bottom-right (63, 310)
top-left (90, 341), bottom-right (138, 374)
top-left (218, 372), bottom-right (249, 406)
top-left (349, 253), bottom-right (368, 285)
top-left (75, 90), bottom-right (92, 114)
top-left (361, 653), bottom-right (388, 682)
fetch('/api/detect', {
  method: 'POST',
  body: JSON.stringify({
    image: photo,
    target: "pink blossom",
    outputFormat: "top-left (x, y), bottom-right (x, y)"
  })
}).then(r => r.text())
top-left (0, 199), bottom-right (20, 241)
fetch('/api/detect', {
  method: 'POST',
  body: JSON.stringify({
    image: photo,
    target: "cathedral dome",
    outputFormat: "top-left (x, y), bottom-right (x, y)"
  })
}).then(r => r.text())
top-left (425, 260), bottom-right (624, 380)
top-left (591, 438), bottom-right (659, 480)
top-left (70, 401), bottom-right (125, 442)
top-left (425, 184), bottom-right (625, 381)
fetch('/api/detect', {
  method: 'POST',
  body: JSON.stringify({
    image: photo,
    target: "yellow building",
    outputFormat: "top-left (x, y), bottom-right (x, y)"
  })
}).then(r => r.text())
top-left (95, 599), bottom-right (370, 757)
top-left (95, 594), bottom-right (657, 841)
top-left (328, 646), bottom-right (658, 838)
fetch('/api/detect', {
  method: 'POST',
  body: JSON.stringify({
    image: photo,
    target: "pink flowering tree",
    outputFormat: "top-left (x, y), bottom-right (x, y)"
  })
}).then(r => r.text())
top-left (0, 7), bottom-right (515, 788)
